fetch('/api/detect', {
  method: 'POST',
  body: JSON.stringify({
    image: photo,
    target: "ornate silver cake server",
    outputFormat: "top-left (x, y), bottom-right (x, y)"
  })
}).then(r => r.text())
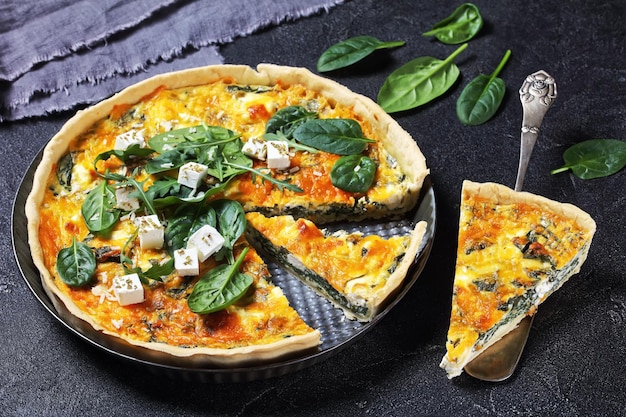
top-left (464, 70), bottom-right (557, 382)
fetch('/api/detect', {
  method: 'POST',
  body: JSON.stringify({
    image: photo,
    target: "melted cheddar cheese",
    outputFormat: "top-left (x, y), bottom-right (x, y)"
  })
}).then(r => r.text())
top-left (440, 181), bottom-right (595, 378)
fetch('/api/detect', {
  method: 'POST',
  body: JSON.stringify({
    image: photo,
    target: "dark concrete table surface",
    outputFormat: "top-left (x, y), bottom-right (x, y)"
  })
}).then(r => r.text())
top-left (1, 0), bottom-right (625, 415)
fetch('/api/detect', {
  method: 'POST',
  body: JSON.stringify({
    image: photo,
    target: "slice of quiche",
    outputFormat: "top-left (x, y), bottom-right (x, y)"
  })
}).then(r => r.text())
top-left (440, 181), bottom-right (596, 378)
top-left (245, 212), bottom-right (427, 321)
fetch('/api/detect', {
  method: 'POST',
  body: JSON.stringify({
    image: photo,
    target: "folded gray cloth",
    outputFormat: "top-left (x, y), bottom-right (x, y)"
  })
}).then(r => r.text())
top-left (0, 0), bottom-right (345, 122)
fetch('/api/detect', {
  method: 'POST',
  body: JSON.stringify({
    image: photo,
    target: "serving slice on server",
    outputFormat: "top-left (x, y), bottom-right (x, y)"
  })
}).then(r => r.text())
top-left (440, 181), bottom-right (596, 378)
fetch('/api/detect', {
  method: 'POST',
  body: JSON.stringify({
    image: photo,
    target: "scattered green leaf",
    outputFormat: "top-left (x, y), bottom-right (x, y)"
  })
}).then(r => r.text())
top-left (551, 139), bottom-right (626, 179)
top-left (423, 3), bottom-right (483, 44)
top-left (456, 49), bottom-right (511, 125)
top-left (378, 43), bottom-right (468, 113)
top-left (317, 36), bottom-right (406, 72)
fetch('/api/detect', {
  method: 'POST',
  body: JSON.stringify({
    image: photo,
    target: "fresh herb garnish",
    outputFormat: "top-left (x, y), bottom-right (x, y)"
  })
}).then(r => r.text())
top-left (330, 155), bottom-right (377, 193)
top-left (423, 3), bottom-right (483, 45)
top-left (456, 49), bottom-right (511, 126)
top-left (211, 199), bottom-right (247, 264)
top-left (187, 247), bottom-right (254, 314)
top-left (81, 180), bottom-right (120, 234)
top-left (551, 139), bottom-right (626, 179)
top-left (377, 43), bottom-right (468, 113)
top-left (56, 237), bottom-right (96, 287)
top-left (317, 36), bottom-right (405, 72)
top-left (292, 118), bottom-right (375, 155)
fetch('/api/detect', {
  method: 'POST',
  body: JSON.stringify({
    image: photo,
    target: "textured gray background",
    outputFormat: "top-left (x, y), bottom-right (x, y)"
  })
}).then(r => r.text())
top-left (1, 0), bottom-right (625, 415)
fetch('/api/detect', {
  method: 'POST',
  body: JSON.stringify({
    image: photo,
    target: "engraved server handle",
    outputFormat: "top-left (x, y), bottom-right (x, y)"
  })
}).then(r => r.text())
top-left (515, 70), bottom-right (557, 191)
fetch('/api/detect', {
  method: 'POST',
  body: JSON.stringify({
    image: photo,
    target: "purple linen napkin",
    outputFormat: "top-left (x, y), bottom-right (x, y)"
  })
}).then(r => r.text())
top-left (0, 0), bottom-right (346, 122)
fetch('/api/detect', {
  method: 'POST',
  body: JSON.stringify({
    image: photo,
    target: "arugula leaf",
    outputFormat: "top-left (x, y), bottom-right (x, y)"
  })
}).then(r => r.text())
top-left (56, 237), bottom-right (96, 287)
top-left (148, 125), bottom-right (239, 153)
top-left (103, 171), bottom-right (157, 216)
top-left (378, 43), bottom-right (468, 113)
top-left (94, 144), bottom-right (155, 172)
top-left (187, 247), bottom-right (253, 314)
top-left (456, 49), bottom-right (511, 126)
top-left (551, 139), bottom-right (626, 179)
top-left (317, 36), bottom-right (405, 72)
top-left (423, 3), bottom-right (483, 44)
top-left (293, 119), bottom-right (375, 155)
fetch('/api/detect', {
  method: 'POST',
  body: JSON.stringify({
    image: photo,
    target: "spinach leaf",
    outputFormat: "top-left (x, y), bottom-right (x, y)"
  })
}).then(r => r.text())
top-left (293, 119), bottom-right (375, 155)
top-left (265, 105), bottom-right (317, 138)
top-left (551, 139), bottom-right (626, 179)
top-left (423, 3), bottom-right (483, 44)
top-left (165, 204), bottom-right (217, 254)
top-left (456, 49), bottom-right (511, 126)
top-left (211, 199), bottom-right (247, 263)
top-left (187, 247), bottom-right (253, 314)
top-left (377, 43), bottom-right (468, 113)
top-left (56, 152), bottom-right (74, 191)
top-left (317, 36), bottom-right (406, 72)
top-left (145, 147), bottom-right (195, 174)
top-left (56, 237), bottom-right (96, 287)
top-left (330, 155), bottom-right (377, 193)
top-left (81, 180), bottom-right (120, 234)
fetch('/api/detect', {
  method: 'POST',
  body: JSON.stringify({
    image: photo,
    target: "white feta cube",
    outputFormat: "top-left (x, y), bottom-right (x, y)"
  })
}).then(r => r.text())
top-left (266, 141), bottom-right (290, 170)
top-left (113, 273), bottom-right (144, 306)
top-left (178, 162), bottom-right (208, 189)
top-left (241, 137), bottom-right (267, 160)
top-left (174, 248), bottom-right (199, 276)
top-left (114, 129), bottom-right (145, 150)
top-left (187, 224), bottom-right (225, 262)
top-left (135, 215), bottom-right (164, 249)
top-left (115, 185), bottom-right (140, 211)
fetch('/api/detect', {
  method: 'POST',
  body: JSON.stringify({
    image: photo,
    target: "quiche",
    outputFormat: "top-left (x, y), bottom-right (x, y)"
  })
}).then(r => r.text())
top-left (440, 181), bottom-right (596, 378)
top-left (25, 64), bottom-right (430, 366)
top-left (246, 212), bottom-right (427, 321)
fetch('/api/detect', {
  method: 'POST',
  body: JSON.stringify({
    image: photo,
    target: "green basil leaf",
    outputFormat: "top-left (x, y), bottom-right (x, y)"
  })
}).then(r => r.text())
top-left (378, 43), bottom-right (468, 113)
top-left (165, 204), bottom-right (217, 254)
top-left (330, 155), bottom-right (377, 193)
top-left (423, 3), bottom-right (483, 44)
top-left (293, 119), bottom-right (375, 155)
top-left (81, 180), bottom-right (120, 234)
top-left (56, 237), bottom-right (96, 287)
top-left (265, 105), bottom-right (318, 138)
top-left (187, 248), bottom-right (253, 314)
top-left (551, 139), bottom-right (626, 179)
top-left (317, 36), bottom-right (406, 72)
top-left (456, 49), bottom-right (511, 125)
